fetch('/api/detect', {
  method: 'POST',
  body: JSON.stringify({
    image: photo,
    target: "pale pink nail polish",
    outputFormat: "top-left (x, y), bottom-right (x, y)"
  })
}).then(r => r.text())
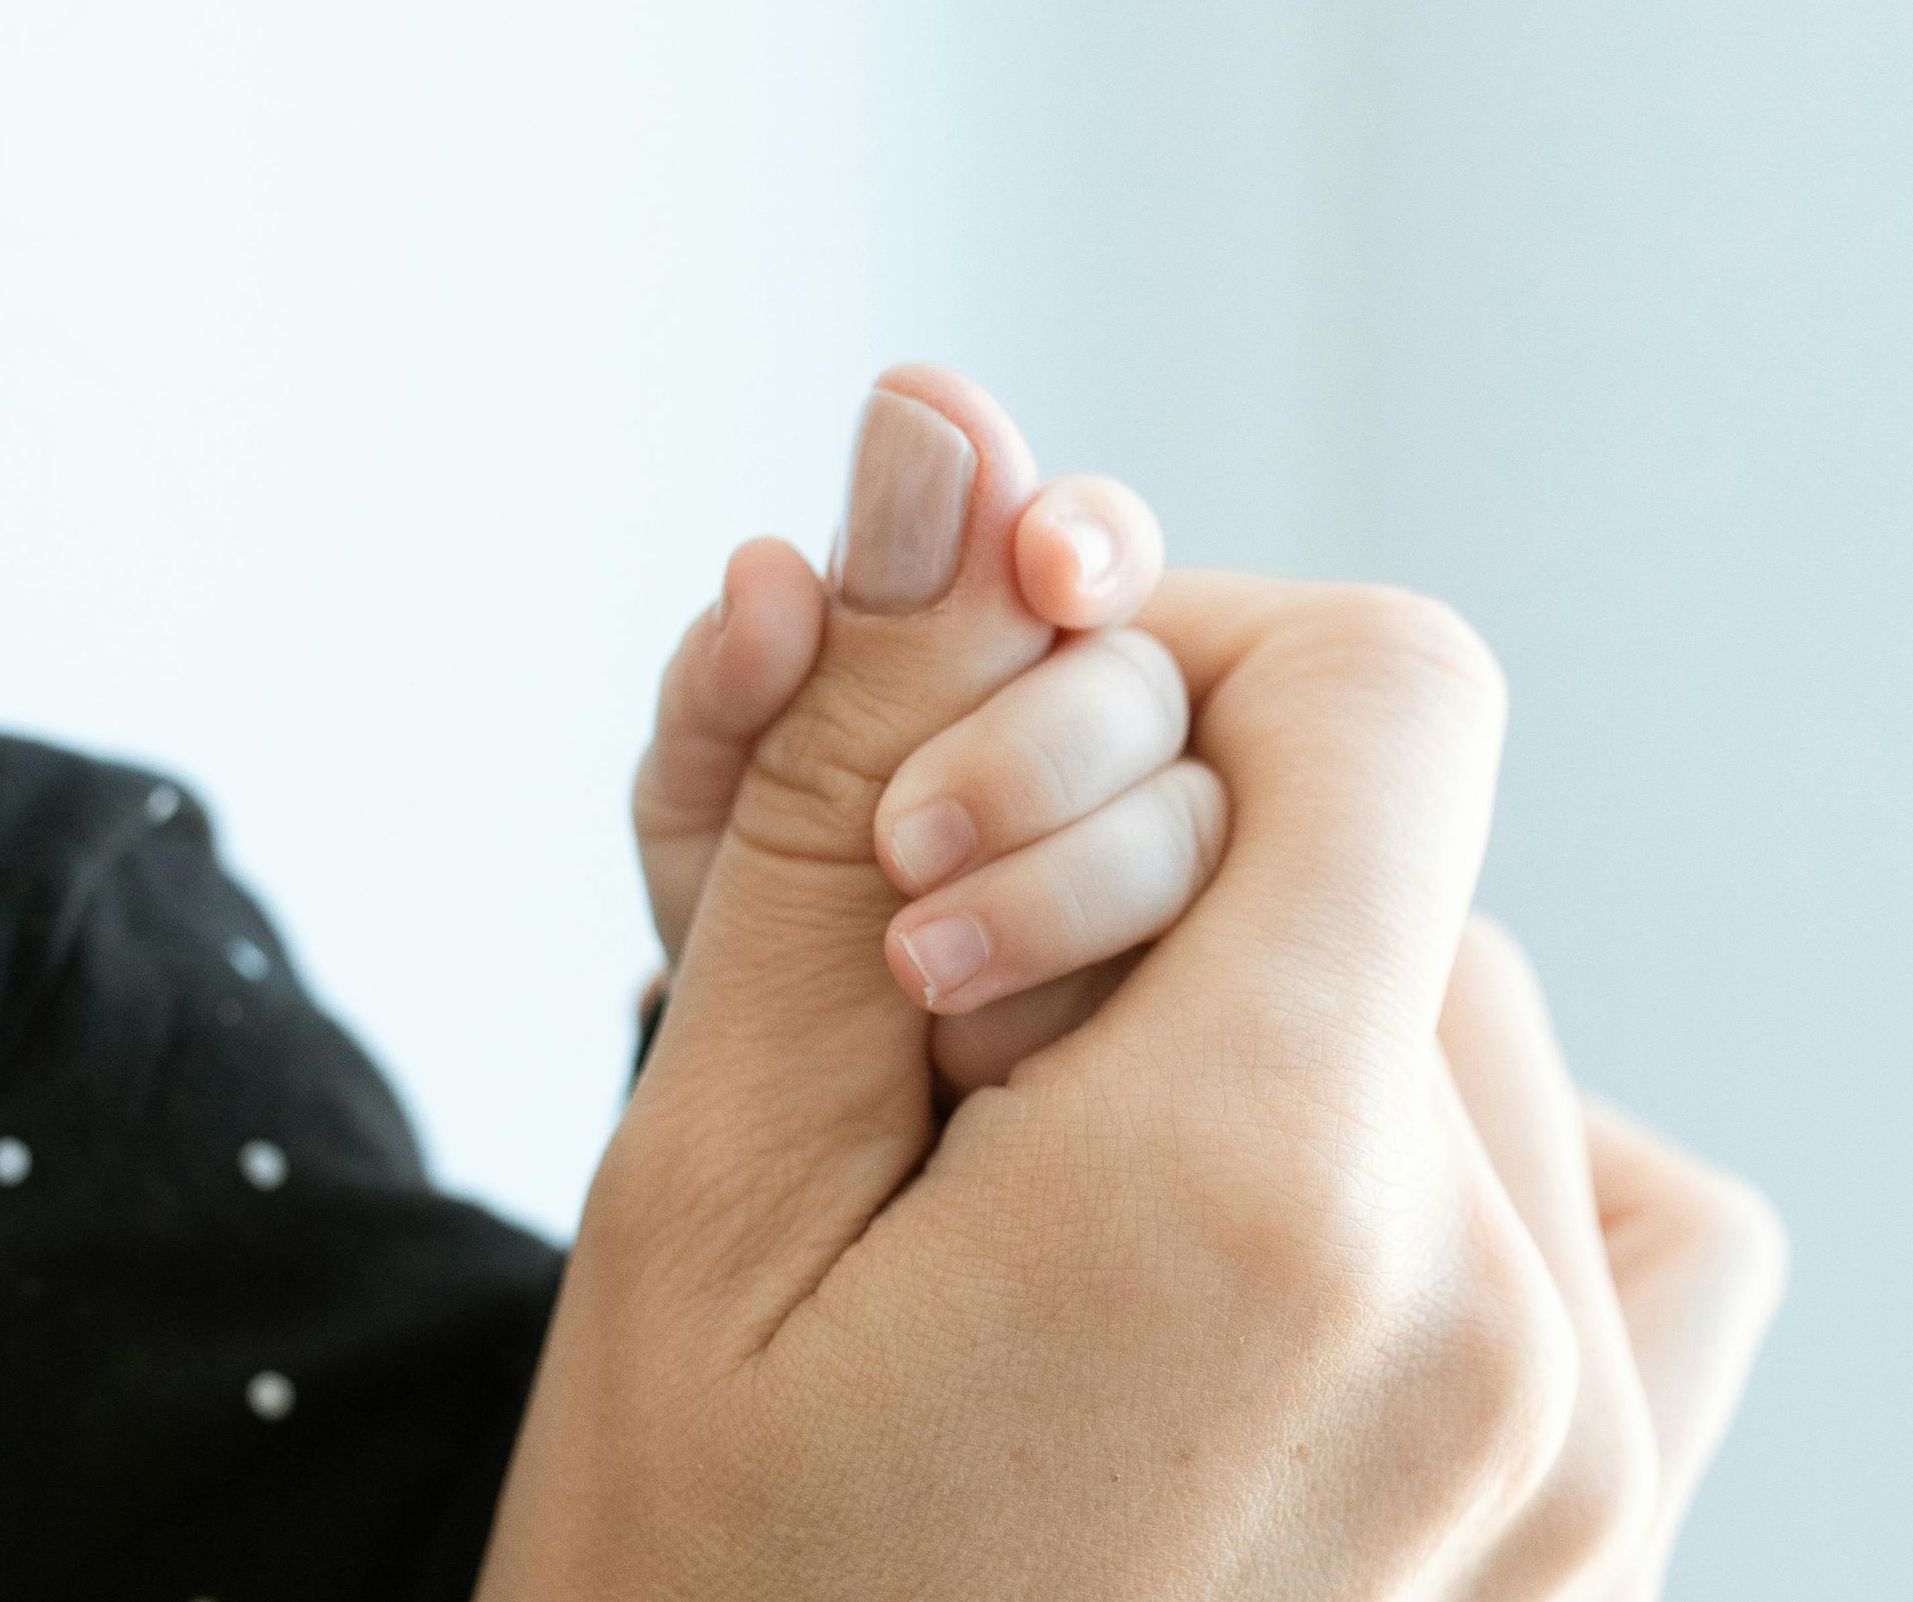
top-left (838, 389), bottom-right (977, 614)
top-left (896, 914), bottom-right (989, 1004)
top-left (888, 799), bottom-right (979, 892)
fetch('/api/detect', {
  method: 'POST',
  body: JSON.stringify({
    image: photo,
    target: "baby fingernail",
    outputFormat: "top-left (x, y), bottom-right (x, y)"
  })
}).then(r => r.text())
top-left (896, 914), bottom-right (988, 1004)
top-left (839, 389), bottom-right (977, 614)
top-left (1058, 514), bottom-right (1117, 593)
top-left (888, 799), bottom-right (979, 891)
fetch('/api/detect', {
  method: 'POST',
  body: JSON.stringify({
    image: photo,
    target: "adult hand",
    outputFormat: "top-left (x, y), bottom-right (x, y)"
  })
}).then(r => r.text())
top-left (477, 375), bottom-right (1780, 1600)
top-left (635, 550), bottom-right (1788, 1596)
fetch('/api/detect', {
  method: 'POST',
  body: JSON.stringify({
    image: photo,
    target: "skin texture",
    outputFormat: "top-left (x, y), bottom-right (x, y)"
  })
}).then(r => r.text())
top-left (479, 367), bottom-right (1783, 1600)
top-left (634, 448), bottom-right (1181, 1091)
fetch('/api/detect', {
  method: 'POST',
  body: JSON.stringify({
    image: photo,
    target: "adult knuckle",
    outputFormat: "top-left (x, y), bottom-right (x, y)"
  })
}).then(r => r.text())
top-left (732, 694), bottom-right (892, 862)
top-left (1417, 1223), bottom-right (1582, 1514)
top-left (1688, 1170), bottom-right (1791, 1311)
top-left (629, 754), bottom-right (697, 842)
top-left (1519, 1482), bottom-right (1643, 1587)
top-left (1006, 1070), bottom-right (1321, 1325)
top-left (1492, 1355), bottom-right (1660, 1584)
top-left (1319, 584), bottom-right (1509, 721)
top-left (1540, 1403), bottom-right (1662, 1580)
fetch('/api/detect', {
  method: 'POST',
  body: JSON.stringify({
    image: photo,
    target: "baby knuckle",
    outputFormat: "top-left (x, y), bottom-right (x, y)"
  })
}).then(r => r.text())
top-left (1034, 846), bottom-right (1100, 951)
top-left (1093, 628), bottom-right (1189, 740)
top-left (1166, 762), bottom-right (1229, 882)
top-left (1124, 772), bottom-right (1210, 914)
top-left (1001, 716), bottom-right (1080, 821)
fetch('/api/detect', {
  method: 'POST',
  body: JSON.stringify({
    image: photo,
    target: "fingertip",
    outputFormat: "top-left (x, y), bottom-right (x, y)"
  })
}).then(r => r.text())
top-left (884, 906), bottom-right (991, 1016)
top-left (1445, 911), bottom-right (1551, 1032)
top-left (871, 363), bottom-right (1041, 562)
top-left (872, 820), bottom-right (927, 902)
top-left (882, 917), bottom-right (937, 1011)
top-left (1015, 474), bottom-right (1164, 631)
top-left (873, 794), bottom-right (978, 900)
top-left (710, 537), bottom-right (826, 727)
top-left (721, 534), bottom-right (824, 633)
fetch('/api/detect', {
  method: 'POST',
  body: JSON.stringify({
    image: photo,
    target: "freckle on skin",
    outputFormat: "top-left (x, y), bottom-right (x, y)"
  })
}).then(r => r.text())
top-left (1174, 1447), bottom-right (1194, 1467)
top-left (1291, 1441), bottom-right (1312, 1464)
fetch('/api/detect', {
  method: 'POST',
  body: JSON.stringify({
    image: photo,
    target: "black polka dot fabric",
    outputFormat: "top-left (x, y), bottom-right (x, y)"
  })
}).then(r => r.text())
top-left (0, 736), bottom-right (566, 1601)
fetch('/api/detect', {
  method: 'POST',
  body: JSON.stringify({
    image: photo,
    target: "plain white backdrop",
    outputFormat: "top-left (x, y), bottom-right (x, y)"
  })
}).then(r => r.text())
top-left (3, 4), bottom-right (1908, 1592)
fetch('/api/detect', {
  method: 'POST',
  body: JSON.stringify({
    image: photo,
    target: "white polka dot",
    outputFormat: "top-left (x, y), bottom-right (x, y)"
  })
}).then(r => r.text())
top-left (215, 996), bottom-right (245, 1027)
top-left (226, 937), bottom-right (271, 982)
top-left (0, 1137), bottom-right (31, 1187)
top-left (144, 783), bottom-right (182, 824)
top-left (246, 1369), bottom-right (296, 1421)
top-left (238, 1139), bottom-right (288, 1191)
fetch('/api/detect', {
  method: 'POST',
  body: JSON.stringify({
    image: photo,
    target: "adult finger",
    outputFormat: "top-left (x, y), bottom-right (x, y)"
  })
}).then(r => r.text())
top-left (612, 365), bottom-right (1048, 1350)
top-left (1583, 1098), bottom-right (1787, 1589)
top-left (1438, 918), bottom-right (1659, 1591)
top-left (633, 537), bottom-right (826, 959)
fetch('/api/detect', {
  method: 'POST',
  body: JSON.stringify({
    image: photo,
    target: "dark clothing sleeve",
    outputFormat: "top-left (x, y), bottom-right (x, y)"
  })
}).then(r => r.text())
top-left (0, 735), bottom-right (566, 1602)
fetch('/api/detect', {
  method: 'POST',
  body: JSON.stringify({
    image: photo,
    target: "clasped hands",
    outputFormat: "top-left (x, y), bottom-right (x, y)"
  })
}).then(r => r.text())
top-left (477, 367), bottom-right (1783, 1602)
